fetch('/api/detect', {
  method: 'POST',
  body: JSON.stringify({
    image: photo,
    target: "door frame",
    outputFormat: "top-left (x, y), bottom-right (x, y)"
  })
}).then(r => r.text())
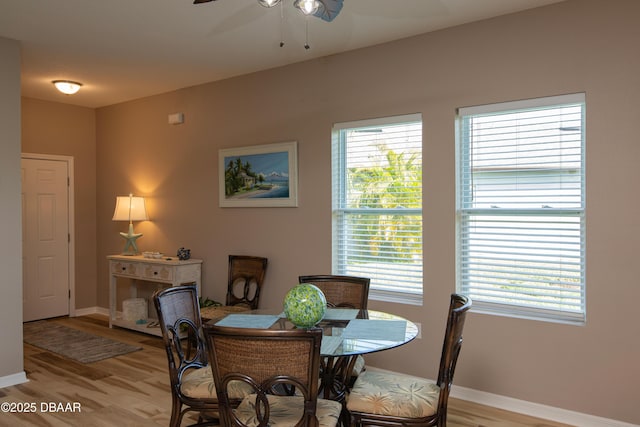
top-left (21, 152), bottom-right (76, 317)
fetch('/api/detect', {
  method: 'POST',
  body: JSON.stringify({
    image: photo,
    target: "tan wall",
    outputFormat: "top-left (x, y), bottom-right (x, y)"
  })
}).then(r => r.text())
top-left (94, 0), bottom-right (639, 423)
top-left (0, 37), bottom-right (24, 379)
top-left (21, 98), bottom-right (97, 310)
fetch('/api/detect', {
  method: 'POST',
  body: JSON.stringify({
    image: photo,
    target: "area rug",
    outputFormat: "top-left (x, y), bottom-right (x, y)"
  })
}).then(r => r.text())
top-left (23, 320), bottom-right (142, 363)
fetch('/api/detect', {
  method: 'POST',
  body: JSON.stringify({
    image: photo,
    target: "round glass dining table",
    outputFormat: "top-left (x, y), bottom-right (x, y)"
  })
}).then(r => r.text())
top-left (207, 307), bottom-right (419, 402)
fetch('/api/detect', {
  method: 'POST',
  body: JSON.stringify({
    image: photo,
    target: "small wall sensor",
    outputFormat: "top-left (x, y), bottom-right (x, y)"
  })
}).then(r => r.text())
top-left (168, 113), bottom-right (184, 125)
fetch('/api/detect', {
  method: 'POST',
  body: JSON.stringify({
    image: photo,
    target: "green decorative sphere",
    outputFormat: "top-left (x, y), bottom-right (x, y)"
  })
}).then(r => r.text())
top-left (284, 284), bottom-right (327, 328)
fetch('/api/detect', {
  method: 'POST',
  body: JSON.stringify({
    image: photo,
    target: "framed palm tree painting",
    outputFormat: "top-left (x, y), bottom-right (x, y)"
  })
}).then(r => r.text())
top-left (219, 141), bottom-right (298, 207)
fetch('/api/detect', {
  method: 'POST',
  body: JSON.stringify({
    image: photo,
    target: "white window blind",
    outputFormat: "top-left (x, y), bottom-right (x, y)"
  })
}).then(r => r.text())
top-left (456, 94), bottom-right (586, 323)
top-left (332, 114), bottom-right (423, 305)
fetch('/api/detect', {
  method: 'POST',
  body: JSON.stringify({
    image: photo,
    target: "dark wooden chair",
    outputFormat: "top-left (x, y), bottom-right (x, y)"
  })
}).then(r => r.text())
top-left (153, 284), bottom-right (218, 427)
top-left (202, 324), bottom-right (342, 427)
top-left (226, 255), bottom-right (268, 310)
top-left (298, 274), bottom-right (371, 392)
top-left (298, 275), bottom-right (370, 309)
top-left (347, 294), bottom-right (472, 427)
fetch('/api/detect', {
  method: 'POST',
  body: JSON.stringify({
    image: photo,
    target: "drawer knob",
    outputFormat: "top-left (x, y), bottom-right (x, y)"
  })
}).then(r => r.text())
top-left (122, 267), bottom-right (126, 271)
top-left (153, 271), bottom-right (158, 275)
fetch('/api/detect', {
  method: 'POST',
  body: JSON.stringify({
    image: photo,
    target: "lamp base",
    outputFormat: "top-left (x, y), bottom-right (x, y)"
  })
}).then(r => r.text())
top-left (120, 223), bottom-right (143, 256)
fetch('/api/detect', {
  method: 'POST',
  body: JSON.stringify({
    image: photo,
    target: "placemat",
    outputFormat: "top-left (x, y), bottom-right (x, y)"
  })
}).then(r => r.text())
top-left (215, 314), bottom-right (279, 329)
top-left (342, 319), bottom-right (407, 341)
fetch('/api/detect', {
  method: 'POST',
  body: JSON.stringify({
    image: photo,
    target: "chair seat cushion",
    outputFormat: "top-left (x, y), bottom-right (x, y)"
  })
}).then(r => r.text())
top-left (347, 370), bottom-right (440, 418)
top-left (181, 367), bottom-right (217, 399)
top-left (234, 394), bottom-right (342, 427)
top-left (181, 367), bottom-right (251, 400)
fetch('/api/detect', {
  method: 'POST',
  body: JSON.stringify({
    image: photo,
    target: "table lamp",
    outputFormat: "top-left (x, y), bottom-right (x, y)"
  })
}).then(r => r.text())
top-left (112, 194), bottom-right (149, 255)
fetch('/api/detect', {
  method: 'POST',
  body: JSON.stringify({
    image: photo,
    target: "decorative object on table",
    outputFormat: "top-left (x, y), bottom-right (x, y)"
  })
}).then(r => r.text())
top-left (219, 141), bottom-right (298, 208)
top-left (177, 247), bottom-right (191, 260)
top-left (142, 251), bottom-right (163, 259)
top-left (112, 193), bottom-right (149, 255)
top-left (284, 283), bottom-right (327, 328)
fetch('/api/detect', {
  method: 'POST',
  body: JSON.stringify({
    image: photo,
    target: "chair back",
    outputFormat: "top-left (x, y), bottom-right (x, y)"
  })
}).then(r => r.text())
top-left (153, 284), bottom-right (208, 393)
top-left (226, 255), bottom-right (268, 309)
top-left (203, 324), bottom-right (323, 427)
top-left (298, 275), bottom-right (370, 309)
top-left (435, 293), bottom-right (471, 424)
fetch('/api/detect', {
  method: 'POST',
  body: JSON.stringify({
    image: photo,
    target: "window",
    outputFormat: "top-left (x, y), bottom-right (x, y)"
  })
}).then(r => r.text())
top-left (332, 114), bottom-right (423, 305)
top-left (456, 94), bottom-right (586, 324)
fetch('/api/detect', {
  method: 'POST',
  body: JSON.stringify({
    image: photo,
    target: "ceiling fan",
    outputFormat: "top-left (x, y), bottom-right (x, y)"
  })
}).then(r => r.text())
top-left (193, 0), bottom-right (344, 23)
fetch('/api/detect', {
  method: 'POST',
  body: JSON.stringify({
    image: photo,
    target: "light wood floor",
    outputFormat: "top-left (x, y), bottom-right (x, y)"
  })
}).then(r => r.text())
top-left (0, 315), bottom-right (574, 427)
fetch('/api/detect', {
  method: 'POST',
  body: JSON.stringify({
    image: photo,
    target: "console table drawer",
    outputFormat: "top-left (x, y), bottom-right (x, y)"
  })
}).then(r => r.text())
top-left (143, 264), bottom-right (173, 281)
top-left (111, 261), bottom-right (140, 277)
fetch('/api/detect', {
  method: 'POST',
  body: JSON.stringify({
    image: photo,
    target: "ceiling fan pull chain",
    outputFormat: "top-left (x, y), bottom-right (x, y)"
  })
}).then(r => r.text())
top-left (305, 18), bottom-right (310, 49)
top-left (279, 1), bottom-right (285, 47)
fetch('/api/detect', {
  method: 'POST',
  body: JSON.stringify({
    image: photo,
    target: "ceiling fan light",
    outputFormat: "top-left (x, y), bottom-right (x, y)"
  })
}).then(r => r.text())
top-left (294, 0), bottom-right (320, 15)
top-left (52, 80), bottom-right (82, 95)
top-left (257, 0), bottom-right (281, 7)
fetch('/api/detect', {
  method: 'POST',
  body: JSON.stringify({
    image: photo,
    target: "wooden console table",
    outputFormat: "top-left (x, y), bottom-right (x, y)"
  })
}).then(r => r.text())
top-left (108, 254), bottom-right (202, 337)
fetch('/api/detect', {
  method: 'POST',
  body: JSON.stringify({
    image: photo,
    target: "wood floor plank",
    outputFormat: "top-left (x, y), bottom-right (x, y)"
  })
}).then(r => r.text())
top-left (446, 398), bottom-right (576, 427)
top-left (30, 352), bottom-right (112, 381)
top-left (0, 315), bottom-right (575, 427)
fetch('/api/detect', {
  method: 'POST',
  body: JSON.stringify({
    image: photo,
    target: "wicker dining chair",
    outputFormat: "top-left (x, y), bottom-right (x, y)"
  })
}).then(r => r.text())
top-left (347, 294), bottom-right (472, 427)
top-left (203, 324), bottom-right (343, 427)
top-left (153, 284), bottom-right (217, 427)
top-left (226, 255), bottom-right (268, 310)
top-left (298, 275), bottom-right (370, 310)
top-left (299, 274), bottom-right (371, 386)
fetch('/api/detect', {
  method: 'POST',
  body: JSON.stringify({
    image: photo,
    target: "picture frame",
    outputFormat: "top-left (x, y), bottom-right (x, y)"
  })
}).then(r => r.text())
top-left (219, 141), bottom-right (298, 208)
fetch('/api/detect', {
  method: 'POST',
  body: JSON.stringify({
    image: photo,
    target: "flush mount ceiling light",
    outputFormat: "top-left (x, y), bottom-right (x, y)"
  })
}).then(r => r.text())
top-left (52, 80), bottom-right (82, 95)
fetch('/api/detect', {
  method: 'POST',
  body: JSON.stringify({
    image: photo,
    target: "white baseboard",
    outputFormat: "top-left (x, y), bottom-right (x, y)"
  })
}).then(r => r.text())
top-left (0, 371), bottom-right (28, 388)
top-left (366, 367), bottom-right (638, 427)
top-left (73, 306), bottom-right (109, 317)
top-left (451, 384), bottom-right (638, 427)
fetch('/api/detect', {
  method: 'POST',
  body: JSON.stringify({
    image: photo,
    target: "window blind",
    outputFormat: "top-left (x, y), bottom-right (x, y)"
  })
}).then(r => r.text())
top-left (457, 94), bottom-right (586, 323)
top-left (332, 114), bottom-right (423, 305)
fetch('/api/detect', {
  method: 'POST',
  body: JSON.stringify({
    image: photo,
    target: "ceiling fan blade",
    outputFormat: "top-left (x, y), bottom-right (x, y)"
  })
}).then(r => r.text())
top-left (313, 0), bottom-right (343, 22)
top-left (193, 0), bottom-right (216, 4)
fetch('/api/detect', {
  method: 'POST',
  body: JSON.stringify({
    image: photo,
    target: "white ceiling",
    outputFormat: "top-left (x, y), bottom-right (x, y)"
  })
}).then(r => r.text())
top-left (1, 0), bottom-right (565, 108)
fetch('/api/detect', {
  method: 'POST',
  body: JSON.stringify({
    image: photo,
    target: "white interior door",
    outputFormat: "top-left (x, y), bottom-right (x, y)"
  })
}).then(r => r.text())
top-left (22, 157), bottom-right (70, 322)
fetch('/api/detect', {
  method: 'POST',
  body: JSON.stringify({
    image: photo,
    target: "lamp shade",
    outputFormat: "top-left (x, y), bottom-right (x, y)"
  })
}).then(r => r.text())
top-left (112, 195), bottom-right (149, 222)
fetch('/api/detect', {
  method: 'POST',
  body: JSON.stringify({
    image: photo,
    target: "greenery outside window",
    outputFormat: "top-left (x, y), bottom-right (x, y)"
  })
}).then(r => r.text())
top-left (456, 94), bottom-right (586, 324)
top-left (332, 114), bottom-right (423, 305)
